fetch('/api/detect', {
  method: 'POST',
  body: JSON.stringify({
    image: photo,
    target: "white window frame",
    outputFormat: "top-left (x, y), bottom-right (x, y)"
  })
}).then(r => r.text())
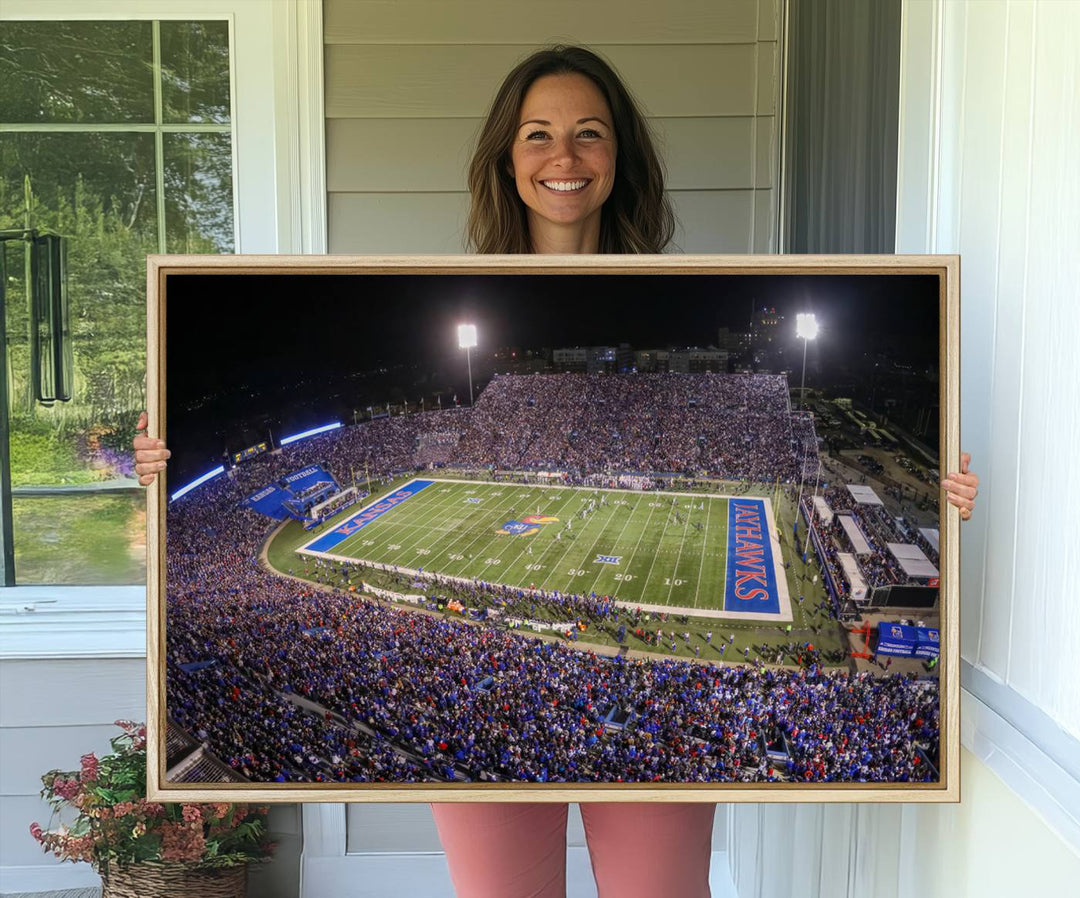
top-left (0, 0), bottom-right (326, 656)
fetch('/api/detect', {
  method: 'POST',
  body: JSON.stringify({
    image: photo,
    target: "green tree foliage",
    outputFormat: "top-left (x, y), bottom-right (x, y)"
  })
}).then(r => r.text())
top-left (0, 22), bottom-right (155, 124)
top-left (1, 151), bottom-right (155, 480)
top-left (1, 20), bottom-right (233, 485)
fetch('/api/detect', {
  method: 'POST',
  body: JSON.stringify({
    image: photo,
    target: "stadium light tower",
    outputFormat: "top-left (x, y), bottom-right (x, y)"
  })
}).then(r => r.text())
top-left (458, 324), bottom-right (478, 406)
top-left (796, 313), bottom-right (818, 411)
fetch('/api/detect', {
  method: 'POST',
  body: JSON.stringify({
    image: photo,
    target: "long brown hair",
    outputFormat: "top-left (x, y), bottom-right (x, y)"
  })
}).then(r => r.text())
top-left (466, 46), bottom-right (675, 254)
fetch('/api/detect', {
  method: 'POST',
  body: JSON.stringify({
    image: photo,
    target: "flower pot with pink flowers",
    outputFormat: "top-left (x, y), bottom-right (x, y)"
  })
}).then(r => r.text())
top-left (30, 720), bottom-right (273, 897)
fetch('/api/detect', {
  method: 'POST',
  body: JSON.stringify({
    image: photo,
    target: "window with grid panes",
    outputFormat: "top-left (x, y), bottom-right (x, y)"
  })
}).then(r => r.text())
top-left (0, 20), bottom-right (234, 584)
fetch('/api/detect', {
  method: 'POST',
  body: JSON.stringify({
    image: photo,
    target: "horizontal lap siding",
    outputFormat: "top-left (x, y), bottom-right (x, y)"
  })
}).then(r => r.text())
top-left (0, 658), bottom-right (145, 868)
top-left (327, 117), bottom-right (770, 192)
top-left (324, 0), bottom-right (762, 45)
top-left (325, 0), bottom-right (780, 254)
top-left (325, 44), bottom-right (762, 118)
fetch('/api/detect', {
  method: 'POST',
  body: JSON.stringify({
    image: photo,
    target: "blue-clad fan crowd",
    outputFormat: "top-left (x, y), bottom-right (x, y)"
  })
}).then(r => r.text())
top-left (166, 373), bottom-right (939, 784)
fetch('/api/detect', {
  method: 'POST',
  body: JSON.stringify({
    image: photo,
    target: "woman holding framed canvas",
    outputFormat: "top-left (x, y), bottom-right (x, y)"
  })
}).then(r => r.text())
top-left (136, 45), bottom-right (979, 898)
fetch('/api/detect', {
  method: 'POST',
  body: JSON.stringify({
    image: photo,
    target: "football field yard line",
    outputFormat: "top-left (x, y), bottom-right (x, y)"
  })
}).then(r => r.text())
top-left (304, 479), bottom-right (774, 615)
top-left (499, 490), bottom-right (583, 586)
top-left (322, 479), bottom-right (456, 559)
top-left (616, 495), bottom-right (661, 604)
top-left (639, 496), bottom-right (678, 601)
top-left (563, 497), bottom-right (625, 597)
top-left (330, 481), bottom-right (471, 564)
top-left (342, 482), bottom-right (464, 559)
top-left (463, 488), bottom-right (566, 579)
top-left (297, 480), bottom-right (436, 559)
top-left (420, 482), bottom-right (574, 583)
top-left (323, 480), bottom-right (500, 572)
top-left (528, 492), bottom-right (600, 590)
top-left (461, 488), bottom-right (545, 573)
top-left (720, 497), bottom-right (728, 605)
top-left (665, 499), bottom-right (693, 604)
top-left (535, 492), bottom-right (600, 592)
top-left (431, 485), bottom-right (535, 576)
top-left (471, 488), bottom-right (570, 582)
top-left (445, 484), bottom-right (545, 569)
top-left (692, 498), bottom-right (716, 609)
top-left (672, 498), bottom-right (704, 601)
top-left (582, 493), bottom-right (641, 598)
top-left (399, 483), bottom-right (524, 571)
top-left (580, 494), bottom-right (642, 599)
top-left (608, 495), bottom-right (663, 605)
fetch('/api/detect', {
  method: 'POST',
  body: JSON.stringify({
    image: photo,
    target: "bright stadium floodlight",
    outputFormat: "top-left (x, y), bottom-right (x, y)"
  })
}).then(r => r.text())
top-left (796, 313), bottom-right (818, 411)
top-left (458, 324), bottom-right (477, 405)
top-left (792, 312), bottom-right (820, 530)
top-left (279, 421), bottom-right (342, 446)
top-left (170, 465), bottom-right (226, 502)
top-left (796, 312), bottom-right (819, 341)
top-left (457, 324), bottom-right (477, 349)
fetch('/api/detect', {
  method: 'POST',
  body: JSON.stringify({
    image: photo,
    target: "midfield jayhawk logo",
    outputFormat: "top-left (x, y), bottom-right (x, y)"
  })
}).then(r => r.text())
top-left (497, 514), bottom-right (560, 536)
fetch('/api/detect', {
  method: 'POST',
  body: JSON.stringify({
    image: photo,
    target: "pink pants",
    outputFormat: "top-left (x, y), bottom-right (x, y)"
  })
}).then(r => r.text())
top-left (431, 802), bottom-right (715, 898)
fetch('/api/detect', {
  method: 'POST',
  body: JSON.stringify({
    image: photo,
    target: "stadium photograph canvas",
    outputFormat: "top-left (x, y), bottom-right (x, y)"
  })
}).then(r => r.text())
top-left (145, 255), bottom-right (960, 803)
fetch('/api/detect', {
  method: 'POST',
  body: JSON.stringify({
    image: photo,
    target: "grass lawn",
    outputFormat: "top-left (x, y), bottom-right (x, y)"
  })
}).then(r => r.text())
top-left (13, 492), bottom-right (146, 584)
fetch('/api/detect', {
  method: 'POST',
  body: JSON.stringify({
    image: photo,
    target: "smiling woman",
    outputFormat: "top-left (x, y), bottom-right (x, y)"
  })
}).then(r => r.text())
top-left (509, 73), bottom-right (617, 253)
top-left (466, 45), bottom-right (674, 255)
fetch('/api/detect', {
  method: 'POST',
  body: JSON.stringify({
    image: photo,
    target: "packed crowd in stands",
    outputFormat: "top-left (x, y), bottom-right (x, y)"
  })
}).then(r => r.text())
top-left (223, 374), bottom-right (809, 491)
top-left (801, 486), bottom-right (940, 598)
top-left (170, 584), bottom-right (938, 784)
top-left (415, 428), bottom-right (463, 468)
top-left (164, 373), bottom-right (938, 784)
top-left (790, 412), bottom-right (821, 481)
top-left (455, 374), bottom-right (801, 481)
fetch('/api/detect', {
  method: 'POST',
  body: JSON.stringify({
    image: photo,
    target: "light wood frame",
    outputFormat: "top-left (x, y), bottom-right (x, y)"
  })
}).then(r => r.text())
top-left (146, 253), bottom-right (960, 803)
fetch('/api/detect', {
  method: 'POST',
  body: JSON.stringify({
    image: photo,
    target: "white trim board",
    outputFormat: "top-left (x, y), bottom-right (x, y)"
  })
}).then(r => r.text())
top-left (0, 587), bottom-right (145, 659)
top-left (961, 672), bottom-right (1080, 854)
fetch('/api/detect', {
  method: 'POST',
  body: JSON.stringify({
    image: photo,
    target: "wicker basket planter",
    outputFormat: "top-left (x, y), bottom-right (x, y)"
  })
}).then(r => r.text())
top-left (101, 862), bottom-right (247, 898)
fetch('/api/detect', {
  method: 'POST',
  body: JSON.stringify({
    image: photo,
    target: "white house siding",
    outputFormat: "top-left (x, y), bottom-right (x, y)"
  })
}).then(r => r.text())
top-left (730, 0), bottom-right (1080, 894)
top-left (324, 0), bottom-right (781, 254)
top-left (0, 657), bottom-right (146, 892)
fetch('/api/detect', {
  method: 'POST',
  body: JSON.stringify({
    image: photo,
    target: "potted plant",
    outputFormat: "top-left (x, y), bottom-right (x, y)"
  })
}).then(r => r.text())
top-left (30, 720), bottom-right (273, 897)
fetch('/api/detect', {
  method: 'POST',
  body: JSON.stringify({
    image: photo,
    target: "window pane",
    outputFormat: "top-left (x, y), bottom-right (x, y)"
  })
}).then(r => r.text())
top-left (164, 133), bottom-right (235, 252)
top-left (2, 131), bottom-right (156, 584)
top-left (1, 133), bottom-right (157, 475)
top-left (12, 493), bottom-right (146, 585)
top-left (1, 19), bottom-right (235, 587)
top-left (160, 21), bottom-right (232, 124)
top-left (0, 22), bottom-right (154, 124)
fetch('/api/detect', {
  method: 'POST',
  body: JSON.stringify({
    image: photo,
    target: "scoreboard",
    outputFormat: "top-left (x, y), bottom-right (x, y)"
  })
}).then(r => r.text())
top-left (232, 441), bottom-right (268, 464)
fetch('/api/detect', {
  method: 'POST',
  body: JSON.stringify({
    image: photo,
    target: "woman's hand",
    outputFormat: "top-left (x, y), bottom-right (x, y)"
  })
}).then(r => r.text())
top-left (133, 411), bottom-right (170, 486)
top-left (941, 452), bottom-right (979, 521)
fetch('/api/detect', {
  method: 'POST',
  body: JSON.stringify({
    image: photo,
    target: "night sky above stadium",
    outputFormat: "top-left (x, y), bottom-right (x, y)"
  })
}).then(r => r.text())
top-left (165, 272), bottom-right (940, 482)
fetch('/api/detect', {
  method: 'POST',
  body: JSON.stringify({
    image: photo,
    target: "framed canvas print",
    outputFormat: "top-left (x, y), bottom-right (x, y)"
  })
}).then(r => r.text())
top-left (146, 254), bottom-right (959, 803)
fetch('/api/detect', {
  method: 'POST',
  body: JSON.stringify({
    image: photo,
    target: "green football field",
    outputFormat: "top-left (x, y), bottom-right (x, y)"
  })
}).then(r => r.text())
top-left (297, 478), bottom-right (741, 612)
